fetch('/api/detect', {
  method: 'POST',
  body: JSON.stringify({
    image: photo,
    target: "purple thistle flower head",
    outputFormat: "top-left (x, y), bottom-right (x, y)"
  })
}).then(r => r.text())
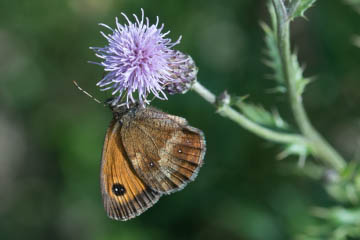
top-left (90, 9), bottom-right (194, 107)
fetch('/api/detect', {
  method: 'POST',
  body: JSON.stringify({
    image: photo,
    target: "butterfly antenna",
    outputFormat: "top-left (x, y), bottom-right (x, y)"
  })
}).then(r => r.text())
top-left (149, 95), bottom-right (157, 103)
top-left (73, 81), bottom-right (104, 105)
top-left (149, 82), bottom-right (172, 103)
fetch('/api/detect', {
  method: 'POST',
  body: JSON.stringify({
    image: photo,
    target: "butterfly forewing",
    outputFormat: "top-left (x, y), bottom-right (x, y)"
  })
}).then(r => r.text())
top-left (120, 107), bottom-right (206, 194)
top-left (100, 120), bottom-right (161, 221)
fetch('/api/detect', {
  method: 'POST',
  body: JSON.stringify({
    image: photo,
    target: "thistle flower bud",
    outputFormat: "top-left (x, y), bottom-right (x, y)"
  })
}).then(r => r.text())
top-left (164, 51), bottom-right (198, 95)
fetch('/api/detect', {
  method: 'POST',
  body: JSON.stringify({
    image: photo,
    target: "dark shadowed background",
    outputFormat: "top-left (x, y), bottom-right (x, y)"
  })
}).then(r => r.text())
top-left (1, 0), bottom-right (360, 239)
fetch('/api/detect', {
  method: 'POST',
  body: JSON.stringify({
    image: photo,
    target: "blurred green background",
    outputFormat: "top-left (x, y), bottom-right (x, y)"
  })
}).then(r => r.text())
top-left (1, 0), bottom-right (360, 239)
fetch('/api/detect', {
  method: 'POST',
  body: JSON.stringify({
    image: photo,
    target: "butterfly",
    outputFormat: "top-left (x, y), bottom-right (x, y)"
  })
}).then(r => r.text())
top-left (73, 81), bottom-right (206, 221)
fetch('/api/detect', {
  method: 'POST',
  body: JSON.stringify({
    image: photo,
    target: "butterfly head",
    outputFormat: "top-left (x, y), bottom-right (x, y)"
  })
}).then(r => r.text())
top-left (105, 98), bottom-right (142, 121)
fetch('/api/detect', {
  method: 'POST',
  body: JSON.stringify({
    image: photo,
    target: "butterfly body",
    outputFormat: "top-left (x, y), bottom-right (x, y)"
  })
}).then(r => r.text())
top-left (100, 104), bottom-right (206, 220)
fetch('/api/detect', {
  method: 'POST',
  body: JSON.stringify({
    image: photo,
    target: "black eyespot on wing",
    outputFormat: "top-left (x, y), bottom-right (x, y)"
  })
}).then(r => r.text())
top-left (112, 183), bottom-right (126, 196)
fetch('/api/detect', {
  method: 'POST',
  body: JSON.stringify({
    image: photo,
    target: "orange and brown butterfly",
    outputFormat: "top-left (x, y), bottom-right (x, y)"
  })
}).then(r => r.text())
top-left (73, 82), bottom-right (206, 221)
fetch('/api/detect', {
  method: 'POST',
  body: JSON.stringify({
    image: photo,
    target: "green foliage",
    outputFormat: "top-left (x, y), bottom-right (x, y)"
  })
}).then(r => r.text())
top-left (347, 0), bottom-right (360, 47)
top-left (289, 0), bottom-right (317, 20)
top-left (290, 53), bottom-right (312, 96)
top-left (345, 0), bottom-right (360, 14)
top-left (298, 163), bottom-right (360, 239)
top-left (234, 96), bottom-right (311, 163)
top-left (297, 207), bottom-right (360, 240)
top-left (262, 3), bottom-right (285, 93)
top-left (262, 21), bottom-right (286, 93)
top-left (236, 100), bottom-right (289, 130)
top-left (354, 36), bottom-right (360, 48)
top-left (277, 142), bottom-right (309, 166)
top-left (263, 2), bottom-right (312, 96)
top-left (262, 2), bottom-right (360, 238)
top-left (326, 162), bottom-right (360, 204)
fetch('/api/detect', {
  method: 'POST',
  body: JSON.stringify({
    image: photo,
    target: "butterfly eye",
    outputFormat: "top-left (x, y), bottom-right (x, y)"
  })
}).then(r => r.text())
top-left (113, 112), bottom-right (121, 121)
top-left (149, 162), bottom-right (155, 167)
top-left (112, 183), bottom-right (126, 196)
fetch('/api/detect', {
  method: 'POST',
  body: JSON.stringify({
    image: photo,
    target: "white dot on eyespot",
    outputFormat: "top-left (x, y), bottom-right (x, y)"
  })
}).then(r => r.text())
top-left (178, 149), bottom-right (182, 153)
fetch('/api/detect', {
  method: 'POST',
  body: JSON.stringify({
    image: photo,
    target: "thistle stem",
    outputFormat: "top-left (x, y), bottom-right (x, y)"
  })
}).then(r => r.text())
top-left (192, 81), bottom-right (308, 146)
top-left (272, 0), bottom-right (346, 171)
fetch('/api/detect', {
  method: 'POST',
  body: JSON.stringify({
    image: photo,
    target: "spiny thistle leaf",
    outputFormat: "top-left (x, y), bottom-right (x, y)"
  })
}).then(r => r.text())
top-left (262, 22), bottom-right (286, 87)
top-left (236, 100), bottom-right (290, 130)
top-left (277, 142), bottom-right (310, 166)
top-left (290, 53), bottom-right (312, 95)
top-left (289, 0), bottom-right (317, 20)
top-left (262, 1), bottom-right (317, 164)
top-left (262, 4), bottom-right (286, 91)
top-left (263, 3), bottom-right (312, 95)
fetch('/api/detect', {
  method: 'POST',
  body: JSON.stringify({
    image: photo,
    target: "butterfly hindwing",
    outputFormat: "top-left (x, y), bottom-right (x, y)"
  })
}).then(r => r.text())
top-left (120, 107), bottom-right (206, 194)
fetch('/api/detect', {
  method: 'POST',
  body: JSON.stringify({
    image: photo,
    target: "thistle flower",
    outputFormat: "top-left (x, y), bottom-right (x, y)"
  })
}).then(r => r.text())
top-left (90, 9), bottom-right (196, 107)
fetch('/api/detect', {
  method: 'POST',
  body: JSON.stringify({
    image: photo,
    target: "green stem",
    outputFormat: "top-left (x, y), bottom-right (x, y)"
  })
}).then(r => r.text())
top-left (192, 81), bottom-right (308, 145)
top-left (272, 0), bottom-right (346, 171)
top-left (288, 0), bottom-right (301, 18)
